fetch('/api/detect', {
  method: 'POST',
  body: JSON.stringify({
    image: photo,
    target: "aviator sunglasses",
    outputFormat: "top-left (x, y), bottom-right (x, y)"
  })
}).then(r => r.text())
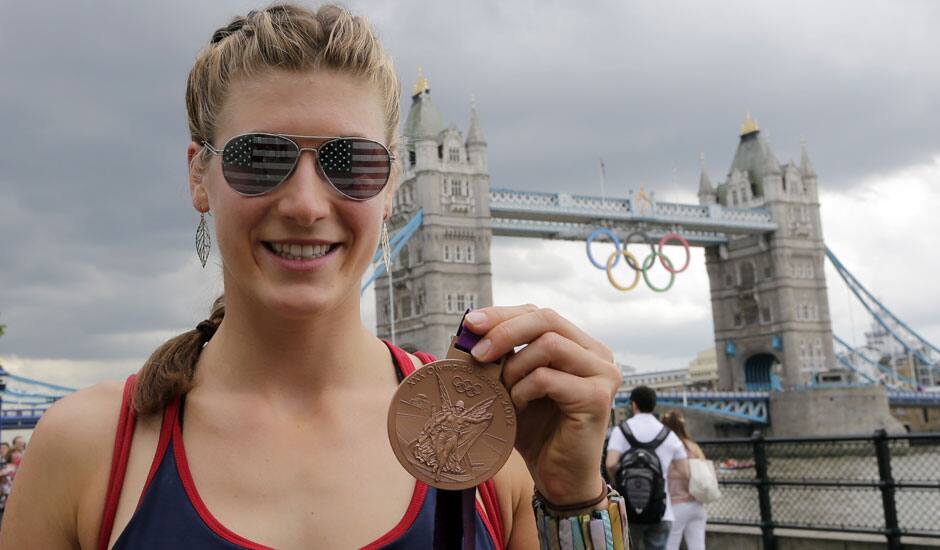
top-left (202, 133), bottom-right (396, 200)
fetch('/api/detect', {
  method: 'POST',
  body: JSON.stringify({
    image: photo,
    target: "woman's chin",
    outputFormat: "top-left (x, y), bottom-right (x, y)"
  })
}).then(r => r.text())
top-left (259, 285), bottom-right (350, 320)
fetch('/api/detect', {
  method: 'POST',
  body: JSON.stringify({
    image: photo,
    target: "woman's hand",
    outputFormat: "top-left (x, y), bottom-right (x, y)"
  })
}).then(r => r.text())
top-left (463, 305), bottom-right (621, 506)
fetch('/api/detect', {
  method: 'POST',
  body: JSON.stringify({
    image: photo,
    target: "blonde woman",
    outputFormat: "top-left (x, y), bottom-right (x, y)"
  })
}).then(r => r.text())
top-left (661, 411), bottom-right (707, 550)
top-left (0, 4), bottom-right (623, 549)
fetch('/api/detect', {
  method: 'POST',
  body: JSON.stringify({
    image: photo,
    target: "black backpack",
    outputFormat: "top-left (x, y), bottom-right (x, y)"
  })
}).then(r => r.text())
top-left (614, 423), bottom-right (670, 524)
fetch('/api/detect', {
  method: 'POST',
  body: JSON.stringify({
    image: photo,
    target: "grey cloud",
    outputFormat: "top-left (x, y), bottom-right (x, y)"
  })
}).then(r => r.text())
top-left (2, 0), bottom-right (939, 374)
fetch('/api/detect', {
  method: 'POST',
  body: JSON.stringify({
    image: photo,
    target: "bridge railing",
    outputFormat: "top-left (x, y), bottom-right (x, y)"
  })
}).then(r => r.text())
top-left (698, 430), bottom-right (940, 549)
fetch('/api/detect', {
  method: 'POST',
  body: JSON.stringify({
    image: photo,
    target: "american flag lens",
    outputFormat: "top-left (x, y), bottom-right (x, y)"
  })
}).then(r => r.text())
top-left (221, 134), bottom-right (299, 196)
top-left (219, 133), bottom-right (391, 199)
top-left (317, 138), bottom-right (392, 200)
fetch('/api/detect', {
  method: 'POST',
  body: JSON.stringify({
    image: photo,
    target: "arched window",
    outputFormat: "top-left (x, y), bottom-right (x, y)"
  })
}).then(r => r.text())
top-left (738, 261), bottom-right (756, 288)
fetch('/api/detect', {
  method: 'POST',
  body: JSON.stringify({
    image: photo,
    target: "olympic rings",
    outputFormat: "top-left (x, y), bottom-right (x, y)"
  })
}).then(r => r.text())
top-left (641, 251), bottom-right (676, 292)
top-left (584, 226), bottom-right (691, 292)
top-left (624, 231), bottom-right (657, 271)
top-left (606, 249), bottom-right (641, 291)
top-left (586, 228), bottom-right (622, 269)
top-left (658, 232), bottom-right (691, 273)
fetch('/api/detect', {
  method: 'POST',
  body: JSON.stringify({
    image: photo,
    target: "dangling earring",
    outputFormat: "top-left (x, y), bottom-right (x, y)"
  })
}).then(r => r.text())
top-left (196, 211), bottom-right (211, 268)
top-left (381, 221), bottom-right (392, 273)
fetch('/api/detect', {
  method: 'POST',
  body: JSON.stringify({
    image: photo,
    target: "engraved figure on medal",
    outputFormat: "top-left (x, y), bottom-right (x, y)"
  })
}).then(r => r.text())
top-left (388, 356), bottom-right (516, 490)
top-left (412, 373), bottom-right (496, 482)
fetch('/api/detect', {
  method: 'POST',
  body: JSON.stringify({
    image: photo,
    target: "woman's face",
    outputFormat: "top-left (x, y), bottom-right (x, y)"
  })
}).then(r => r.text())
top-left (191, 69), bottom-right (393, 319)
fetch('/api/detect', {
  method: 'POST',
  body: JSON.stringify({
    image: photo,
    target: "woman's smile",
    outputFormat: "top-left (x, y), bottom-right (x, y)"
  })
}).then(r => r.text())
top-left (261, 239), bottom-right (341, 272)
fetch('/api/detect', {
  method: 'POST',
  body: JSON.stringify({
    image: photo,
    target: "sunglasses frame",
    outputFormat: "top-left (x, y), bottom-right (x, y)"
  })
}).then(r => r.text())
top-left (202, 132), bottom-right (397, 200)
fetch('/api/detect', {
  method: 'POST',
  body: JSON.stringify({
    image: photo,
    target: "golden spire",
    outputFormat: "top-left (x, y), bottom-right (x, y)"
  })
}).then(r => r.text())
top-left (740, 111), bottom-right (759, 136)
top-left (412, 66), bottom-right (429, 97)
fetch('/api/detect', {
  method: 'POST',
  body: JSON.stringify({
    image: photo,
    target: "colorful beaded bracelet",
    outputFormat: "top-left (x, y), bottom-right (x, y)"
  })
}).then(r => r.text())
top-left (532, 485), bottom-right (630, 550)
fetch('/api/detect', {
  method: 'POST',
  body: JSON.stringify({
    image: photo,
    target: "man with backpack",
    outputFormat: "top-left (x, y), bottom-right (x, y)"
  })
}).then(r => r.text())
top-left (606, 386), bottom-right (689, 550)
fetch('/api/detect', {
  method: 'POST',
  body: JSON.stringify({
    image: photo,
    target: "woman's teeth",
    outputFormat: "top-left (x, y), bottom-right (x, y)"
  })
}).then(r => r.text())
top-left (270, 242), bottom-right (331, 260)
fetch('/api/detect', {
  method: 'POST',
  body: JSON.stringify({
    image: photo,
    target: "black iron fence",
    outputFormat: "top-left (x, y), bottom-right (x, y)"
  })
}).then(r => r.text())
top-left (698, 430), bottom-right (940, 549)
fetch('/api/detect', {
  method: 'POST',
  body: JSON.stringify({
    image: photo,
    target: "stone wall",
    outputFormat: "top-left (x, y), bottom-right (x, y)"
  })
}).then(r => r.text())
top-left (767, 386), bottom-right (905, 438)
top-left (890, 405), bottom-right (940, 433)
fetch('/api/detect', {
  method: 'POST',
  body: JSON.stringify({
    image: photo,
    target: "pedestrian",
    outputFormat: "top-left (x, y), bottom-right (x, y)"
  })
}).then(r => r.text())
top-left (662, 410), bottom-right (707, 550)
top-left (0, 4), bottom-right (624, 548)
top-left (10, 437), bottom-right (26, 453)
top-left (606, 385), bottom-right (688, 550)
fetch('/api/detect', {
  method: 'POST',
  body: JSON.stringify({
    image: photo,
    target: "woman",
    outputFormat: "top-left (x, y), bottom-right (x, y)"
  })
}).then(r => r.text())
top-left (0, 5), bottom-right (622, 548)
top-left (661, 411), bottom-right (707, 550)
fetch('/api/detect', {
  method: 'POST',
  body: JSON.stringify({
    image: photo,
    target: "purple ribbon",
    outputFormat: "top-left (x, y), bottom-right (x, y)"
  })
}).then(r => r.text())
top-left (432, 310), bottom-right (484, 550)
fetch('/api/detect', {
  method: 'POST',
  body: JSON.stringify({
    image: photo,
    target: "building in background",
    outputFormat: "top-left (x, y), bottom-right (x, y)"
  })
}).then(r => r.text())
top-left (864, 320), bottom-right (937, 387)
top-left (620, 368), bottom-right (688, 392)
top-left (687, 347), bottom-right (719, 389)
top-left (617, 347), bottom-right (718, 393)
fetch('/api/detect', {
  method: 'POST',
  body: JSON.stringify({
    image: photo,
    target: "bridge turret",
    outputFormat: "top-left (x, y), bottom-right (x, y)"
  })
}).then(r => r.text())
top-left (403, 68), bottom-right (444, 172)
top-left (377, 77), bottom-right (494, 357)
top-left (705, 116), bottom-right (836, 391)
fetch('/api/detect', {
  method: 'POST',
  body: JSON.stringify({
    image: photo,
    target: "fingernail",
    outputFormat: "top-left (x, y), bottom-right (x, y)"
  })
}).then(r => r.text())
top-left (471, 338), bottom-right (491, 359)
top-left (465, 310), bottom-right (486, 325)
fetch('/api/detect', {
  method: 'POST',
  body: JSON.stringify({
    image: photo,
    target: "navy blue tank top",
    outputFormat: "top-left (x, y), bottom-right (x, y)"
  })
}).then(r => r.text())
top-left (98, 343), bottom-right (504, 549)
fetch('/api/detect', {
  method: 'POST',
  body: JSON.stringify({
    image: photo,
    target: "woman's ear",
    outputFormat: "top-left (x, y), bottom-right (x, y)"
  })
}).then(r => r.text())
top-left (382, 176), bottom-right (397, 220)
top-left (188, 142), bottom-right (210, 212)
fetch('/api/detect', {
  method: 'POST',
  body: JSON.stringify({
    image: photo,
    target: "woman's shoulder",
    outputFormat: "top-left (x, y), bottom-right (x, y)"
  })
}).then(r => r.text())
top-left (42, 378), bottom-right (128, 444)
top-left (686, 439), bottom-right (705, 459)
top-left (0, 379), bottom-right (130, 546)
top-left (28, 379), bottom-right (129, 482)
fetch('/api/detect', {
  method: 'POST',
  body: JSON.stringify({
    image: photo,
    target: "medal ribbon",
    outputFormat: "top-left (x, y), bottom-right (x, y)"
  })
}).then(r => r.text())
top-left (432, 310), bottom-right (487, 550)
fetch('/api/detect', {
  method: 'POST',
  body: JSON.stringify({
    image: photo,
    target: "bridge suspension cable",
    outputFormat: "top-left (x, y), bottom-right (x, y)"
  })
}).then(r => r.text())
top-left (826, 248), bottom-right (940, 383)
top-left (832, 334), bottom-right (917, 390)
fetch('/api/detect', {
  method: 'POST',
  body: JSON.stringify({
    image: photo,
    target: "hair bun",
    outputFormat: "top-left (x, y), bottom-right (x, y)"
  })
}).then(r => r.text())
top-left (211, 17), bottom-right (248, 44)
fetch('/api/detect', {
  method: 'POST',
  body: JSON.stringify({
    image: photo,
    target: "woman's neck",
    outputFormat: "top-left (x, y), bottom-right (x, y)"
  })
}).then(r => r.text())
top-left (193, 290), bottom-right (398, 406)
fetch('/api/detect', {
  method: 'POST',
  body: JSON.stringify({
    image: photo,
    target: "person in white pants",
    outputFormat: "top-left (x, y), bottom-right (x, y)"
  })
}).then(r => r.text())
top-left (662, 411), bottom-right (707, 550)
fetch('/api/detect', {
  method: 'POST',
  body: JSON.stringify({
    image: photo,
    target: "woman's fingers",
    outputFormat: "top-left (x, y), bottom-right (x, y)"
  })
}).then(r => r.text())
top-left (509, 366), bottom-right (612, 413)
top-left (464, 306), bottom-right (611, 363)
top-left (500, 330), bottom-right (618, 390)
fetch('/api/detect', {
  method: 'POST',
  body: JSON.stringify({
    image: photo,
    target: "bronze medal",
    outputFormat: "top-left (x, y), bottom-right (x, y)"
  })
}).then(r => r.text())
top-left (388, 336), bottom-right (516, 490)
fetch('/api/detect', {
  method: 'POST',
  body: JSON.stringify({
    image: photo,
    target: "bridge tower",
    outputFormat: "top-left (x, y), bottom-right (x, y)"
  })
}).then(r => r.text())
top-left (703, 114), bottom-right (837, 390)
top-left (375, 72), bottom-right (494, 357)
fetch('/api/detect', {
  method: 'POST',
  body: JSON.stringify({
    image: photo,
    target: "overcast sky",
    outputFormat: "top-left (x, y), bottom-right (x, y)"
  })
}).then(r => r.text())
top-left (2, 0), bottom-right (939, 389)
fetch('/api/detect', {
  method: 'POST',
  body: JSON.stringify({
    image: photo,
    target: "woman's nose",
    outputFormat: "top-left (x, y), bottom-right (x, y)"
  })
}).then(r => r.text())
top-left (275, 149), bottom-right (333, 226)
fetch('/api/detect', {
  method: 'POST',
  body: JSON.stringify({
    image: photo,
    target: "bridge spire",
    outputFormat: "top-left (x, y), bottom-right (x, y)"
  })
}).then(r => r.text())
top-left (466, 94), bottom-right (486, 146)
top-left (698, 152), bottom-right (716, 204)
top-left (412, 66), bottom-right (429, 98)
top-left (740, 111), bottom-right (759, 136)
top-left (800, 137), bottom-right (816, 177)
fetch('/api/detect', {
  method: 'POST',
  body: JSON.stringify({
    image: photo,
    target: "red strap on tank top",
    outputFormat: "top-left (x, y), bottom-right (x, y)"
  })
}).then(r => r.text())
top-left (97, 375), bottom-right (138, 550)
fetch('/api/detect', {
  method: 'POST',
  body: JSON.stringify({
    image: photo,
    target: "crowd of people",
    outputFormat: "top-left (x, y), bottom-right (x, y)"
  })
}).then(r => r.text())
top-left (0, 436), bottom-right (27, 524)
top-left (605, 386), bottom-right (711, 550)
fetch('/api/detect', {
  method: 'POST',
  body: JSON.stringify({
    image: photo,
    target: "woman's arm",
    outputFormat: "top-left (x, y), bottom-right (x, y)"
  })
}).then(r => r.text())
top-left (492, 450), bottom-right (538, 550)
top-left (0, 381), bottom-right (123, 549)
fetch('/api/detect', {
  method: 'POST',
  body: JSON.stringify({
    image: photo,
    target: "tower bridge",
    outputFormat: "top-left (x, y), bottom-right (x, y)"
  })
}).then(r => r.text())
top-left (381, 78), bottom-right (836, 393)
top-left (369, 74), bottom-right (940, 436)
